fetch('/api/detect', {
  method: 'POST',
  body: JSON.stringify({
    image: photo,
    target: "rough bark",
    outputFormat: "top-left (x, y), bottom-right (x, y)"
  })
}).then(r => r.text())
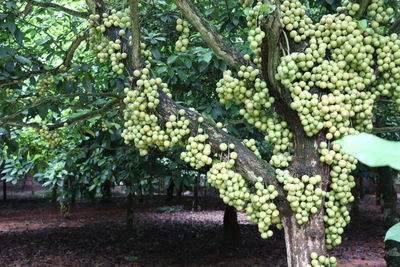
top-left (281, 134), bottom-right (329, 267)
top-left (223, 205), bottom-right (242, 248)
top-left (129, 0), bottom-right (143, 70)
top-left (377, 167), bottom-right (400, 267)
top-left (282, 210), bottom-right (326, 267)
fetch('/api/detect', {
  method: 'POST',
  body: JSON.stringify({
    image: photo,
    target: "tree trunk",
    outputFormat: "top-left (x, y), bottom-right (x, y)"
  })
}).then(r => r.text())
top-left (282, 132), bottom-right (330, 267)
top-left (193, 175), bottom-right (199, 210)
top-left (27, 173), bottom-right (35, 196)
top-left (101, 180), bottom-right (112, 202)
top-left (350, 176), bottom-right (361, 221)
top-left (51, 185), bottom-right (58, 206)
top-left (3, 180), bottom-right (6, 201)
top-left (166, 180), bottom-right (174, 202)
top-left (223, 205), bottom-right (242, 248)
top-left (377, 167), bottom-right (400, 267)
top-left (176, 184), bottom-right (183, 203)
top-left (126, 180), bottom-right (134, 231)
top-left (61, 178), bottom-right (71, 219)
top-left (138, 183), bottom-right (144, 203)
top-left (281, 209), bottom-right (327, 267)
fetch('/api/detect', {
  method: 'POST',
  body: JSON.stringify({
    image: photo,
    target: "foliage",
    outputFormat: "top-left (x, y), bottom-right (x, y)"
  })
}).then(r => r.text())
top-left (385, 223), bottom-right (400, 243)
top-left (337, 133), bottom-right (400, 244)
top-left (335, 133), bottom-right (400, 170)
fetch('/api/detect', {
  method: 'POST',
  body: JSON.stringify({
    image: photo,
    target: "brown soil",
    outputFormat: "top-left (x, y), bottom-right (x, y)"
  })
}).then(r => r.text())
top-left (0, 195), bottom-right (386, 267)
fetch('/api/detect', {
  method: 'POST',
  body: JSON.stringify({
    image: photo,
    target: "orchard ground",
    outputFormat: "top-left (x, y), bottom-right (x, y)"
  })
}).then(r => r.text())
top-left (0, 187), bottom-right (386, 267)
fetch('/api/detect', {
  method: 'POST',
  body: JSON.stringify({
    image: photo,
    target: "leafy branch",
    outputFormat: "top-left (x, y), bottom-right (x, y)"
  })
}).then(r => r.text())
top-left (0, 31), bottom-right (90, 88)
top-left (1, 99), bottom-right (123, 130)
top-left (172, 0), bottom-right (246, 68)
top-left (26, 0), bottom-right (90, 18)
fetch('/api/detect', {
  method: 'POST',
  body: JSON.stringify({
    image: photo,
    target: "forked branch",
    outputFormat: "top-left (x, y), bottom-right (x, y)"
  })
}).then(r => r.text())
top-left (172, 0), bottom-right (246, 68)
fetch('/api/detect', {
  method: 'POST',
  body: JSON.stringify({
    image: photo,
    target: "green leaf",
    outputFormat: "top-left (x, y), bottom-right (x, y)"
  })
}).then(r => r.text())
top-left (334, 133), bottom-right (400, 170)
top-left (0, 47), bottom-right (15, 57)
top-left (385, 223), bottom-right (400, 242)
top-left (243, 7), bottom-right (252, 16)
top-left (358, 20), bottom-right (368, 30)
top-left (15, 55), bottom-right (31, 65)
top-left (202, 52), bottom-right (212, 63)
top-left (82, 73), bottom-right (94, 93)
top-left (85, 129), bottom-right (96, 137)
top-left (259, 4), bottom-right (276, 15)
top-left (167, 55), bottom-right (178, 65)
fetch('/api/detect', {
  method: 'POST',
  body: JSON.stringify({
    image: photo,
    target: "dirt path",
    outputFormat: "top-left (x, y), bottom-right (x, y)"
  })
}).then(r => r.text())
top-left (0, 196), bottom-right (386, 266)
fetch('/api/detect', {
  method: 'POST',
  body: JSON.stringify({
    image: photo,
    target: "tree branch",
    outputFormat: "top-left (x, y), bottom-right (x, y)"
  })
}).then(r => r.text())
top-left (61, 31), bottom-right (90, 69)
top-left (26, 0), bottom-right (90, 18)
top-left (88, 0), bottom-right (291, 215)
top-left (354, 0), bottom-right (371, 19)
top-left (389, 18), bottom-right (400, 34)
top-left (373, 126), bottom-right (400, 134)
top-left (129, 0), bottom-right (142, 70)
top-left (0, 31), bottom-right (89, 88)
top-left (172, 0), bottom-right (246, 68)
top-left (156, 90), bottom-right (291, 214)
top-left (50, 99), bottom-right (123, 129)
top-left (1, 99), bottom-right (123, 130)
top-left (1, 93), bottom-right (122, 124)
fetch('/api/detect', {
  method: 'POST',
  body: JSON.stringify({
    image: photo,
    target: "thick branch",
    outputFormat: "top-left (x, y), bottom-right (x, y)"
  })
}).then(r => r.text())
top-left (0, 31), bottom-right (89, 88)
top-left (129, 0), bottom-right (142, 70)
top-left (26, 0), bottom-right (90, 18)
top-left (172, 0), bottom-right (246, 68)
top-left (1, 99), bottom-right (123, 130)
top-left (390, 18), bottom-right (400, 34)
top-left (62, 31), bottom-right (90, 69)
top-left (156, 90), bottom-right (291, 215)
top-left (354, 0), bottom-right (371, 19)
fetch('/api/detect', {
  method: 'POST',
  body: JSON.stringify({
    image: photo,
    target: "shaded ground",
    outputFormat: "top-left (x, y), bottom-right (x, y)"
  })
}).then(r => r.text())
top-left (0, 195), bottom-right (385, 267)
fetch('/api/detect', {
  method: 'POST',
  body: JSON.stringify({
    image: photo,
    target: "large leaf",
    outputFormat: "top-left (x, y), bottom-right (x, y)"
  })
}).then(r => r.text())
top-left (335, 133), bottom-right (400, 170)
top-left (15, 55), bottom-right (31, 65)
top-left (385, 223), bottom-right (400, 242)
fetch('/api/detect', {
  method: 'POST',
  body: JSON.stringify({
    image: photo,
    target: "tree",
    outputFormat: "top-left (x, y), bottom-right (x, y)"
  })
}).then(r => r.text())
top-left (1, 0), bottom-right (400, 266)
